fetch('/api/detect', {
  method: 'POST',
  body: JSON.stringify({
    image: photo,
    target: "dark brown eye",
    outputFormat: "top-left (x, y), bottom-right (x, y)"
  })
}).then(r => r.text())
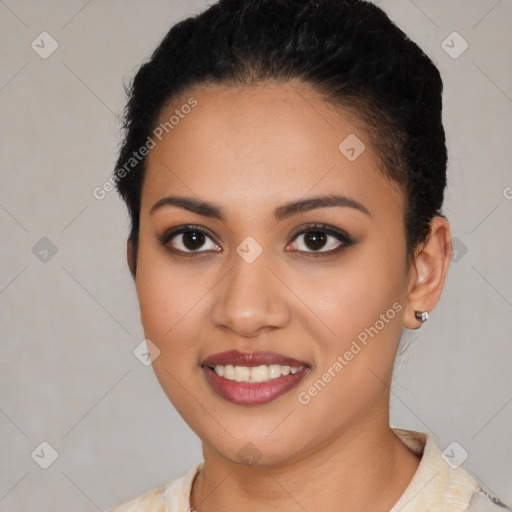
top-left (159, 225), bottom-right (221, 254)
top-left (288, 223), bottom-right (353, 255)
top-left (303, 230), bottom-right (328, 251)
top-left (182, 230), bottom-right (206, 250)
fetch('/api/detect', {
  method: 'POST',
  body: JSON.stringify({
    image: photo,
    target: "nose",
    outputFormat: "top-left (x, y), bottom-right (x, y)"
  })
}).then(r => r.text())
top-left (209, 248), bottom-right (291, 338)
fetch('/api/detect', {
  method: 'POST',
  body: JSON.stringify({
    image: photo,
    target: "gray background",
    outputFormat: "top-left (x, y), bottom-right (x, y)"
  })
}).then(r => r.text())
top-left (1, 0), bottom-right (511, 510)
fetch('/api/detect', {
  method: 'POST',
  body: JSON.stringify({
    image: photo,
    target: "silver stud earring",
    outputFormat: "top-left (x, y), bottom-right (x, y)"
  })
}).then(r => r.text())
top-left (415, 311), bottom-right (429, 323)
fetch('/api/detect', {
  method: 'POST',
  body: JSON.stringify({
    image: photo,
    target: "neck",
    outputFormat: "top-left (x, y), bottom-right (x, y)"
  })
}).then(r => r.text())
top-left (190, 418), bottom-right (420, 512)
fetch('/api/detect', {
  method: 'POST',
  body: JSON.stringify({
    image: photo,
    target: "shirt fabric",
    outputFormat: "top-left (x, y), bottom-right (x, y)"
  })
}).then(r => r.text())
top-left (107, 428), bottom-right (510, 512)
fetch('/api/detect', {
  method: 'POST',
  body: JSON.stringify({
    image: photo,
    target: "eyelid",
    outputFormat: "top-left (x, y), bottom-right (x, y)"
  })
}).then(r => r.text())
top-left (288, 222), bottom-right (351, 242)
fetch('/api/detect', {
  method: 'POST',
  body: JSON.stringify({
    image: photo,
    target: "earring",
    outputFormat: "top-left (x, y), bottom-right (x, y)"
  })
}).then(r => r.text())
top-left (415, 311), bottom-right (429, 323)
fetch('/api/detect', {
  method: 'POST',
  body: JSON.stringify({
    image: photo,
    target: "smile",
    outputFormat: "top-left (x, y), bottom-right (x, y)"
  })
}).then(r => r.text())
top-left (211, 364), bottom-right (304, 382)
top-left (201, 351), bottom-right (310, 406)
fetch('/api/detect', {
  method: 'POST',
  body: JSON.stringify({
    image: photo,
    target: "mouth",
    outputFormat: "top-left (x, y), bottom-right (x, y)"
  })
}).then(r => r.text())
top-left (201, 350), bottom-right (310, 406)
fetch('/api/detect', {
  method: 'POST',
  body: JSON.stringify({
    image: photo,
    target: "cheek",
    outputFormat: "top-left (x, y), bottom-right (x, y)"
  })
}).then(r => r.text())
top-left (292, 252), bottom-right (406, 342)
top-left (288, 249), bottom-right (407, 413)
top-left (291, 271), bottom-right (405, 440)
top-left (134, 249), bottom-right (206, 415)
top-left (135, 243), bottom-right (203, 351)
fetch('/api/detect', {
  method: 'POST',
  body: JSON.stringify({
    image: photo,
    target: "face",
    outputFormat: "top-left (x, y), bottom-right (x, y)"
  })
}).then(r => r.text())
top-left (133, 81), bottom-right (414, 465)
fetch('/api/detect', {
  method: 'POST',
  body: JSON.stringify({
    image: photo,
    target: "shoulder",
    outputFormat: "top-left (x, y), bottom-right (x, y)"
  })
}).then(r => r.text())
top-left (390, 429), bottom-right (510, 512)
top-left (465, 490), bottom-right (512, 512)
top-left (106, 462), bottom-right (203, 512)
top-left (106, 483), bottom-right (167, 512)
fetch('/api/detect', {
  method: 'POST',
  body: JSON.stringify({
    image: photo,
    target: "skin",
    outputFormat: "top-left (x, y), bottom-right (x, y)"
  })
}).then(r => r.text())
top-left (127, 80), bottom-right (452, 512)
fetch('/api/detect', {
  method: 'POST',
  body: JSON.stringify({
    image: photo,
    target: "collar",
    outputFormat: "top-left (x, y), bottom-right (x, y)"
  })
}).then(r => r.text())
top-left (389, 428), bottom-right (480, 511)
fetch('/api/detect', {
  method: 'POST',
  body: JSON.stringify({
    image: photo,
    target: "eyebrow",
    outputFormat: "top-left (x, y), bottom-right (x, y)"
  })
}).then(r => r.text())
top-left (149, 193), bottom-right (371, 220)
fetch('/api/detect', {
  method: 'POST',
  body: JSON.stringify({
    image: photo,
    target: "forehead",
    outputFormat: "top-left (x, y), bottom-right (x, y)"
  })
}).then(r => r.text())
top-left (141, 82), bottom-right (403, 219)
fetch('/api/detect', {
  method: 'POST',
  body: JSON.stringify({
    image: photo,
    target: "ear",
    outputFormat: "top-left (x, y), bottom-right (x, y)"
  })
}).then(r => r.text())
top-left (127, 237), bottom-right (136, 279)
top-left (404, 216), bottom-right (452, 329)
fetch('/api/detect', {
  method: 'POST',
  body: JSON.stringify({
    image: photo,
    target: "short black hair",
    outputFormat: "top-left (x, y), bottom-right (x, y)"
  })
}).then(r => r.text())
top-left (114, 0), bottom-right (447, 275)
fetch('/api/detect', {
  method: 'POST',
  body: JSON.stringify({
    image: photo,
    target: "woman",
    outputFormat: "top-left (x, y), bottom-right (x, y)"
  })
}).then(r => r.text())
top-left (107, 0), bottom-right (510, 510)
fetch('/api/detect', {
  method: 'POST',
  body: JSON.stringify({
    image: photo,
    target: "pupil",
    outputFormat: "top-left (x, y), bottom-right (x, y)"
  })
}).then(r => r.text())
top-left (184, 231), bottom-right (205, 250)
top-left (305, 230), bottom-right (326, 250)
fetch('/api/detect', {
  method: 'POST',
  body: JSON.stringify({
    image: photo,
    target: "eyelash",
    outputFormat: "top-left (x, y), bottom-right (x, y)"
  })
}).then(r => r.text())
top-left (158, 223), bottom-right (354, 258)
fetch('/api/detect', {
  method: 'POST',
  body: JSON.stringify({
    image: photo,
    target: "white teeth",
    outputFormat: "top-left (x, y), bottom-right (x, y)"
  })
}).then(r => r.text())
top-left (234, 366), bottom-right (251, 382)
top-left (251, 365), bottom-right (269, 382)
top-left (224, 364), bottom-right (235, 380)
top-left (268, 365), bottom-right (282, 379)
top-left (212, 364), bottom-right (304, 383)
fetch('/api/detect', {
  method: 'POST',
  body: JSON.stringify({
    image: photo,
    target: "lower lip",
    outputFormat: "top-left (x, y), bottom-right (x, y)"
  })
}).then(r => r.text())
top-left (202, 366), bottom-right (309, 405)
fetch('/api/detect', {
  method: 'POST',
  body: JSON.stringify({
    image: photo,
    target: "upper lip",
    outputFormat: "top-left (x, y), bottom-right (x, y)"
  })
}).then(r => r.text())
top-left (202, 350), bottom-right (309, 368)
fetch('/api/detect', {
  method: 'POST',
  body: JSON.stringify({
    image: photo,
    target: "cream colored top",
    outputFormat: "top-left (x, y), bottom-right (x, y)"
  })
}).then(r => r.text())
top-left (107, 429), bottom-right (510, 512)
